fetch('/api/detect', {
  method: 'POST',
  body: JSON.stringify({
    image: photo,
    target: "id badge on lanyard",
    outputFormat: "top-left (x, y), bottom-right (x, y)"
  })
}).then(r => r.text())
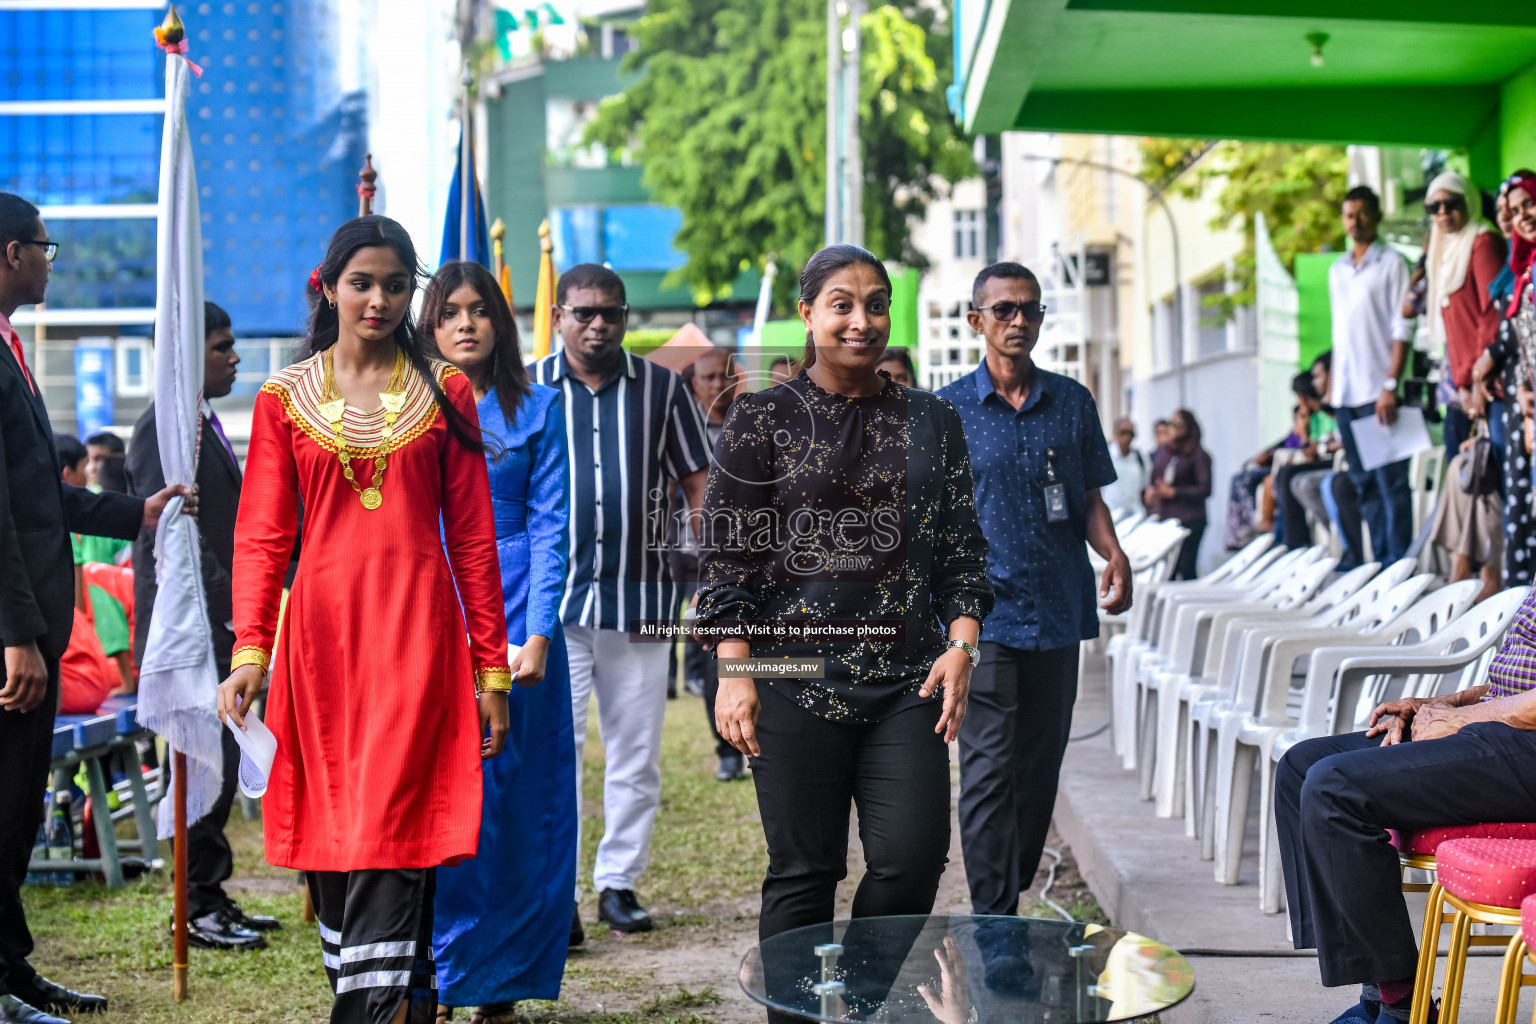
top-left (1043, 447), bottom-right (1068, 523)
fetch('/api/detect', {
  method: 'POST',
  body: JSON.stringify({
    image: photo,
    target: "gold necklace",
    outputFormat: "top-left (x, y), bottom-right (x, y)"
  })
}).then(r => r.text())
top-left (319, 348), bottom-right (408, 510)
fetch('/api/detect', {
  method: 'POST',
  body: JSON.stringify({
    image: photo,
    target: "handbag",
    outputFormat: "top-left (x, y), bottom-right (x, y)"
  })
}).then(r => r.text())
top-left (1460, 418), bottom-right (1499, 497)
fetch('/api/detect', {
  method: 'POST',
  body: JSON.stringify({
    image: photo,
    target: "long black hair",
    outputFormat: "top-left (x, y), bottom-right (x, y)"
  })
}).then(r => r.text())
top-left (798, 244), bottom-right (893, 369)
top-left (301, 215), bottom-right (482, 453)
top-left (421, 261), bottom-right (532, 430)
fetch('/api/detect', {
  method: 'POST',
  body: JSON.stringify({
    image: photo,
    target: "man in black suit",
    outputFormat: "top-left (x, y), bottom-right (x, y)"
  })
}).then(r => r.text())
top-left (128, 300), bottom-right (276, 952)
top-left (0, 193), bottom-right (191, 1024)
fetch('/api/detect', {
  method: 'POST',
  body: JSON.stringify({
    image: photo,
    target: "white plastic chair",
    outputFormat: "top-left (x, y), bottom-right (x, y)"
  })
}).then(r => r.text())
top-left (1106, 533), bottom-right (1275, 766)
top-left (1177, 560), bottom-right (1410, 838)
top-left (1136, 550), bottom-right (1335, 807)
top-left (1206, 573), bottom-right (1442, 884)
top-left (1256, 585), bottom-right (1529, 912)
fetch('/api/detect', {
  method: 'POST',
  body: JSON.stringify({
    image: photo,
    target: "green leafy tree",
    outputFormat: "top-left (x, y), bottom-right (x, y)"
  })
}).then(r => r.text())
top-left (1139, 139), bottom-right (1348, 322)
top-left (586, 0), bottom-right (973, 304)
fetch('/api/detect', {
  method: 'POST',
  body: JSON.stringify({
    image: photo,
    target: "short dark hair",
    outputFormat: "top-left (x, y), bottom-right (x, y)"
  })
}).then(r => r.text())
top-left (1311, 349), bottom-right (1332, 372)
top-left (85, 431), bottom-right (125, 454)
top-left (0, 193), bottom-right (40, 249)
top-left (1343, 185), bottom-right (1381, 216)
top-left (972, 262), bottom-right (1040, 308)
top-left (205, 300), bottom-right (232, 337)
top-left (876, 347), bottom-right (921, 389)
top-left (1291, 371), bottom-right (1320, 401)
top-left (54, 433), bottom-right (86, 475)
top-left (96, 453), bottom-right (128, 493)
top-left (1154, 418), bottom-right (1171, 428)
top-left (556, 263), bottom-right (625, 305)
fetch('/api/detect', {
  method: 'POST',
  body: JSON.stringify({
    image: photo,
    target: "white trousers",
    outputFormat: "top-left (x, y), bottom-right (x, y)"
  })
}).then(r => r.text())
top-left (565, 624), bottom-right (671, 894)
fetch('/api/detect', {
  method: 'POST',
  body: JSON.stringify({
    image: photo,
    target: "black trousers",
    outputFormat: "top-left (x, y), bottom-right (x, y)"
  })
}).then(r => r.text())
top-left (309, 868), bottom-right (437, 1024)
top-left (1276, 725), bottom-right (1536, 988)
top-left (751, 685), bottom-right (950, 942)
top-left (1173, 521), bottom-right (1206, 580)
top-left (182, 715), bottom-right (241, 918)
top-left (1275, 461), bottom-right (1333, 549)
top-left (0, 656), bottom-right (60, 989)
top-left (958, 642), bottom-right (1080, 915)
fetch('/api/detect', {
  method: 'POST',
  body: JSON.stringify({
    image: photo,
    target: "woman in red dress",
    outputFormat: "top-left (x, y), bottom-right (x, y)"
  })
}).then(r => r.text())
top-left (218, 216), bottom-right (511, 1024)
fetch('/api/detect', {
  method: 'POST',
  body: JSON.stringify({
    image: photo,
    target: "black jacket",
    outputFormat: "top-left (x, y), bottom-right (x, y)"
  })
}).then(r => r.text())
top-left (0, 338), bottom-right (143, 661)
top-left (127, 402), bottom-right (240, 667)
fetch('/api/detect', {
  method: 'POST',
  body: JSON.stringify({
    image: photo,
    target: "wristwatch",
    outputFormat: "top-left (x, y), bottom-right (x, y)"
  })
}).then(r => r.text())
top-left (1382, 377), bottom-right (1398, 392)
top-left (947, 639), bottom-right (981, 667)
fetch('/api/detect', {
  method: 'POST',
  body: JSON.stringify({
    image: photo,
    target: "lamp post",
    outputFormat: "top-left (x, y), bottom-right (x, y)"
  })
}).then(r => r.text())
top-left (1022, 152), bottom-right (1192, 407)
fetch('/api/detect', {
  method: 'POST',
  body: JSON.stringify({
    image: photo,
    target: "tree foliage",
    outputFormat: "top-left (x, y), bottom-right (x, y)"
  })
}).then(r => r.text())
top-left (1138, 139), bottom-right (1348, 322)
top-left (586, 0), bottom-right (973, 304)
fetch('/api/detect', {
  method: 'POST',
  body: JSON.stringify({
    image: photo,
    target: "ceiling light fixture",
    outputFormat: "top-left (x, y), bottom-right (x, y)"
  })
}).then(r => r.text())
top-left (1307, 31), bottom-right (1330, 68)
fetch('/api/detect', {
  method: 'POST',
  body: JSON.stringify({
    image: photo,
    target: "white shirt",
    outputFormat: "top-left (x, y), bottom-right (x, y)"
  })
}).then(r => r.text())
top-left (1101, 444), bottom-right (1148, 517)
top-left (1329, 241), bottom-right (1414, 408)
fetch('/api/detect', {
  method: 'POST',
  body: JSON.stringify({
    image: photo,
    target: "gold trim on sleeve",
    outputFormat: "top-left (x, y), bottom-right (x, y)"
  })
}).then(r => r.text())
top-left (474, 666), bottom-right (514, 694)
top-left (230, 646), bottom-right (271, 676)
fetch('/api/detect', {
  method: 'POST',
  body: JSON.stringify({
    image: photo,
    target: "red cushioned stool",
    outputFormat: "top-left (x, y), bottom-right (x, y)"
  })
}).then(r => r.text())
top-left (1391, 824), bottom-right (1536, 894)
top-left (1411, 838), bottom-right (1536, 1024)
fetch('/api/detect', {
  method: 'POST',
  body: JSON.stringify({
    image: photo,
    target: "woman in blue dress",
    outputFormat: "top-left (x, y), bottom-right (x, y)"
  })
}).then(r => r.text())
top-left (424, 261), bottom-right (575, 1024)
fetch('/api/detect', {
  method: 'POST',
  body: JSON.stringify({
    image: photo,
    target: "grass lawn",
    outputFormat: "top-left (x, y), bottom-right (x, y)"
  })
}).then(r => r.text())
top-left (22, 691), bottom-right (766, 1024)
top-left (22, 687), bottom-right (1104, 1023)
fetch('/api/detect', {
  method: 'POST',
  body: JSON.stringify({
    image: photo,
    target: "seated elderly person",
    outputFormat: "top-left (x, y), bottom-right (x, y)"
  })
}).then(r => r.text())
top-left (1276, 586), bottom-right (1536, 1023)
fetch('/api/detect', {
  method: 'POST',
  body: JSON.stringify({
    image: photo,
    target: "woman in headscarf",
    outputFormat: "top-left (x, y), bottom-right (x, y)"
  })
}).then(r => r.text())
top-left (1504, 174), bottom-right (1536, 487)
top-left (1472, 171), bottom-right (1536, 585)
top-left (1424, 171), bottom-right (1507, 459)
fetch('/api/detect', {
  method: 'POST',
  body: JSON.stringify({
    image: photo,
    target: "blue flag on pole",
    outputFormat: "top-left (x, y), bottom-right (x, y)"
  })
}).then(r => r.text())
top-left (440, 122), bottom-right (490, 268)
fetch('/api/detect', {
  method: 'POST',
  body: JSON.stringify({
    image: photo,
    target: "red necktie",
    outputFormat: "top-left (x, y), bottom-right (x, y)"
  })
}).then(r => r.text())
top-left (7, 331), bottom-right (34, 394)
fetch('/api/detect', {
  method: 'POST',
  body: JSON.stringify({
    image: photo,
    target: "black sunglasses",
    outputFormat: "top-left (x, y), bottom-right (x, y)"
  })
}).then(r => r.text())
top-left (17, 239), bottom-right (57, 262)
top-left (559, 304), bottom-right (628, 325)
top-left (975, 301), bottom-right (1047, 324)
top-left (1425, 197), bottom-right (1466, 215)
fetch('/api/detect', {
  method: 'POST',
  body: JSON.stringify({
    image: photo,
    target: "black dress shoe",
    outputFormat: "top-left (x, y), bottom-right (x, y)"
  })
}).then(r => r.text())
top-left (716, 752), bottom-right (746, 782)
top-left (569, 905), bottom-right (585, 948)
top-left (597, 889), bottom-right (653, 934)
top-left (0, 995), bottom-right (70, 1024)
top-left (184, 907), bottom-right (267, 950)
top-left (6, 974), bottom-right (105, 1015)
top-left (224, 899), bottom-right (282, 933)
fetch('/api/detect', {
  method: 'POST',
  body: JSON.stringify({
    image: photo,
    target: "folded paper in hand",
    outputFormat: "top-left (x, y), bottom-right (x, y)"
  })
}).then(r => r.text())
top-left (1346, 407), bottom-right (1432, 473)
top-left (225, 698), bottom-right (277, 799)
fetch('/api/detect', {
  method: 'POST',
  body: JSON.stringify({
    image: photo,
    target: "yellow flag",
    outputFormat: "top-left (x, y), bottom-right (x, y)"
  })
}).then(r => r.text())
top-left (532, 219), bottom-right (555, 358)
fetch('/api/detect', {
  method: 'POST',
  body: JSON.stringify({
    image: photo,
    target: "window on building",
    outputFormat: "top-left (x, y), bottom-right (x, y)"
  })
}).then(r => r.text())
top-left (953, 209), bottom-right (980, 260)
top-left (115, 338), bottom-right (152, 398)
top-left (1195, 278), bottom-right (1229, 358)
top-left (1152, 293), bottom-right (1182, 372)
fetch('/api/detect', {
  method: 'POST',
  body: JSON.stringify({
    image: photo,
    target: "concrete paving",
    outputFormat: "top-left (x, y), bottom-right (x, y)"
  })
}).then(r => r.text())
top-left (1054, 656), bottom-right (1513, 1023)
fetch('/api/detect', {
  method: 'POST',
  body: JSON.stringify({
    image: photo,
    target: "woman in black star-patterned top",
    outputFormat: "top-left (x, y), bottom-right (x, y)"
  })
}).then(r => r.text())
top-left (696, 245), bottom-right (993, 965)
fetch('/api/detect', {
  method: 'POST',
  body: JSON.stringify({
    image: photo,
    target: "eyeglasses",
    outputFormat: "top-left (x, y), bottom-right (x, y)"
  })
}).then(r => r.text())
top-left (1425, 197), bottom-right (1466, 215)
top-left (559, 304), bottom-right (628, 324)
top-left (17, 240), bottom-right (57, 262)
top-left (975, 301), bottom-right (1047, 324)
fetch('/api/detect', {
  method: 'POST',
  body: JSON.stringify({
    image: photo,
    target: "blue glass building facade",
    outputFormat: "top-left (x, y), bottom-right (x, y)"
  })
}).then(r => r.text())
top-left (0, 2), bottom-right (366, 337)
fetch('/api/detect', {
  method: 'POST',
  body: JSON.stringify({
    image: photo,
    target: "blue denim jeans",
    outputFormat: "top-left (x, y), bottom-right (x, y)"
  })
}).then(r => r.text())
top-left (1333, 402), bottom-right (1413, 563)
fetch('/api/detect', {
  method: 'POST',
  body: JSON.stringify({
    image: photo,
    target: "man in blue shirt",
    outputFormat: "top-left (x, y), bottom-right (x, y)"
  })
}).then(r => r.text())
top-left (938, 262), bottom-right (1133, 917)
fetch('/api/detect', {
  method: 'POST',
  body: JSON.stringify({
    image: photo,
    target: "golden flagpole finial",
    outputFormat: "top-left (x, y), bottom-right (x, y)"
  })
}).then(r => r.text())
top-left (154, 4), bottom-right (185, 47)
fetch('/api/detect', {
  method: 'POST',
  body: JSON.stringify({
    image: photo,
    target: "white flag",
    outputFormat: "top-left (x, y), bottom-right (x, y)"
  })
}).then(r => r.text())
top-left (138, 53), bottom-right (222, 837)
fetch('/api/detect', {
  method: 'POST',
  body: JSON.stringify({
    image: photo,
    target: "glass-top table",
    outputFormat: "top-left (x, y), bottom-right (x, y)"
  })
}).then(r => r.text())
top-left (739, 915), bottom-right (1194, 1024)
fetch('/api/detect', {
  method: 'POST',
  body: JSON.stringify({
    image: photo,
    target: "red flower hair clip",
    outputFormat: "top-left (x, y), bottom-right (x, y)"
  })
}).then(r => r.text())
top-left (308, 265), bottom-right (324, 292)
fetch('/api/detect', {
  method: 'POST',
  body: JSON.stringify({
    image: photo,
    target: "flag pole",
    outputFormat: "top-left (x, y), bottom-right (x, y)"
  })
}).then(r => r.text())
top-left (459, 61), bottom-right (473, 263)
top-left (491, 217), bottom-right (512, 304)
top-left (172, 749), bottom-right (189, 1001)
top-left (357, 153), bottom-right (377, 217)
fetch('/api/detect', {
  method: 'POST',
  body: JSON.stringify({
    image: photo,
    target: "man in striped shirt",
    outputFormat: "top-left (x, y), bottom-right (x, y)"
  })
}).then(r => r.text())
top-left (1274, 586), bottom-right (1536, 1022)
top-left (531, 265), bottom-right (712, 939)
